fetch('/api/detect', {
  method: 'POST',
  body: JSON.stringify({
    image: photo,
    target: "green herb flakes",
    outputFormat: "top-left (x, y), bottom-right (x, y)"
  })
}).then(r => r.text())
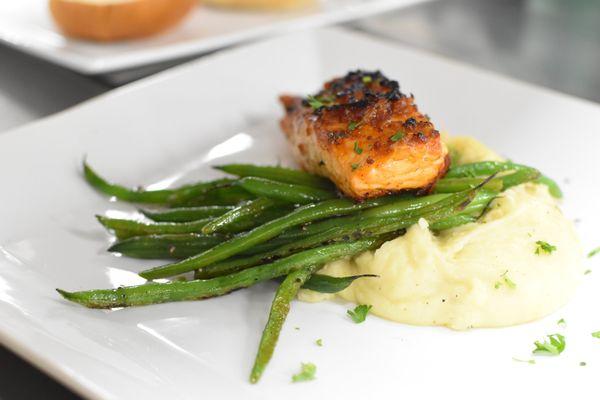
top-left (533, 333), bottom-right (566, 356)
top-left (504, 276), bottom-right (516, 289)
top-left (591, 331), bottom-right (600, 339)
top-left (588, 247), bottom-right (600, 258)
top-left (315, 338), bottom-right (323, 347)
top-left (557, 318), bottom-right (566, 327)
top-left (497, 270), bottom-right (516, 289)
top-left (306, 95), bottom-right (332, 110)
top-left (351, 163), bottom-right (360, 171)
top-left (390, 131), bottom-right (405, 142)
top-left (535, 241), bottom-right (556, 255)
top-left (353, 141), bottom-right (363, 154)
top-left (362, 76), bottom-right (372, 84)
top-left (292, 362), bottom-right (316, 383)
top-left (348, 121), bottom-right (360, 131)
top-left (347, 304), bottom-right (372, 323)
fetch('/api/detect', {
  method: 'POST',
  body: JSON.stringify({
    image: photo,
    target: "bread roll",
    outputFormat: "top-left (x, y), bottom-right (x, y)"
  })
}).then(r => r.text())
top-left (49, 0), bottom-right (197, 41)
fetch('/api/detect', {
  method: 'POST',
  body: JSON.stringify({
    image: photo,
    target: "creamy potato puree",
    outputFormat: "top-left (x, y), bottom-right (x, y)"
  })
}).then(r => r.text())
top-left (299, 136), bottom-right (582, 329)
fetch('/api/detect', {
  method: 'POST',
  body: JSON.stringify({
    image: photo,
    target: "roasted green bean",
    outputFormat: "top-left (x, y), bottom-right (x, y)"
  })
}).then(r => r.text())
top-left (141, 206), bottom-right (234, 222)
top-left (445, 161), bottom-right (562, 198)
top-left (84, 161), bottom-right (234, 205)
top-left (236, 177), bottom-right (336, 204)
top-left (195, 186), bottom-right (482, 279)
top-left (97, 216), bottom-right (212, 240)
top-left (58, 238), bottom-right (381, 308)
top-left (176, 185), bottom-right (255, 207)
top-left (250, 265), bottom-right (319, 384)
top-left (139, 197), bottom-right (404, 280)
top-left (109, 234), bottom-right (225, 259)
top-left (434, 168), bottom-right (539, 193)
top-left (201, 198), bottom-right (283, 235)
top-left (216, 164), bottom-right (333, 189)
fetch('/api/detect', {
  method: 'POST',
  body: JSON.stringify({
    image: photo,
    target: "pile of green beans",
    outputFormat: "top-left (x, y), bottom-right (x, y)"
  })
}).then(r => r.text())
top-left (61, 159), bottom-right (558, 383)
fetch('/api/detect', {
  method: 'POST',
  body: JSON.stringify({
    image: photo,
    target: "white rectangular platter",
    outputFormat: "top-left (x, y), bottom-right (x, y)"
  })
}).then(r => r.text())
top-left (0, 27), bottom-right (599, 399)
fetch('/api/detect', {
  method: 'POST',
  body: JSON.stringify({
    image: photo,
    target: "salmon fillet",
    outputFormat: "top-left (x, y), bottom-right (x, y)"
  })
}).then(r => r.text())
top-left (280, 70), bottom-right (449, 200)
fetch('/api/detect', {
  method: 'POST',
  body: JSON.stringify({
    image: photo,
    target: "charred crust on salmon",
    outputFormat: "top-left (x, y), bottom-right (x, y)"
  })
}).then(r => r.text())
top-left (279, 70), bottom-right (449, 199)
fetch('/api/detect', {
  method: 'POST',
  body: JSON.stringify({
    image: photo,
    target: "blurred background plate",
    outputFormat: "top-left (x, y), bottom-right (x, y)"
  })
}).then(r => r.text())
top-left (0, 0), bottom-right (425, 75)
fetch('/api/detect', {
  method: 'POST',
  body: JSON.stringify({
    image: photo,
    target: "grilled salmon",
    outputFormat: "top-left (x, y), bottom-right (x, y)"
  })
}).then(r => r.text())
top-left (280, 70), bottom-right (449, 200)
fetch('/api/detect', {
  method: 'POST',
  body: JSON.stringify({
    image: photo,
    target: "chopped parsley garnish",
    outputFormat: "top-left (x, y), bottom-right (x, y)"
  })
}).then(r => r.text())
top-left (390, 131), bottom-right (405, 142)
top-left (362, 76), bottom-right (372, 84)
top-left (497, 270), bottom-right (516, 289)
top-left (348, 121), bottom-right (360, 131)
top-left (292, 362), bottom-right (316, 382)
top-left (351, 163), bottom-right (360, 170)
top-left (533, 333), bottom-right (566, 356)
top-left (557, 318), bottom-right (566, 327)
top-left (535, 241), bottom-right (556, 255)
top-left (347, 304), bottom-right (372, 323)
top-left (306, 95), bottom-right (332, 110)
top-left (588, 247), bottom-right (600, 258)
top-left (580, 361), bottom-right (587, 366)
top-left (585, 269), bottom-right (592, 275)
top-left (592, 331), bottom-right (600, 339)
top-left (315, 338), bottom-right (323, 347)
top-left (504, 276), bottom-right (516, 289)
top-left (353, 141), bottom-right (363, 154)
top-left (512, 357), bottom-right (536, 364)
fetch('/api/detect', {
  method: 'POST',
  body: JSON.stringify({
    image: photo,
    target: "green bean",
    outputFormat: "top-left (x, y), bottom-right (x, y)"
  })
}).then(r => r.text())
top-left (445, 161), bottom-right (521, 178)
top-left (100, 206), bottom-right (292, 240)
top-left (141, 206), bottom-right (234, 222)
top-left (429, 189), bottom-right (498, 230)
top-left (499, 168), bottom-right (541, 189)
top-left (83, 161), bottom-right (234, 205)
top-left (435, 168), bottom-right (539, 193)
top-left (237, 177), bottom-right (336, 204)
top-left (194, 218), bottom-right (403, 279)
top-left (360, 193), bottom-right (449, 218)
top-left (139, 197), bottom-right (403, 280)
top-left (109, 234), bottom-right (225, 259)
top-left (434, 177), bottom-right (503, 193)
top-left (536, 175), bottom-right (563, 198)
top-left (216, 164), bottom-right (333, 189)
top-left (195, 186), bottom-right (481, 279)
top-left (277, 193), bottom-right (447, 240)
top-left (250, 265), bottom-right (319, 384)
top-left (445, 161), bottom-right (562, 198)
top-left (429, 214), bottom-right (478, 231)
top-left (97, 216), bottom-right (212, 240)
top-left (201, 198), bottom-right (282, 235)
top-left (58, 238), bottom-right (380, 309)
top-left (176, 185), bottom-right (255, 207)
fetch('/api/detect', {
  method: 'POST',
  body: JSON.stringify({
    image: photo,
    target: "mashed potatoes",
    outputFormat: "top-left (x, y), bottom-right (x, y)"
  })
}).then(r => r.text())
top-left (299, 136), bottom-right (582, 329)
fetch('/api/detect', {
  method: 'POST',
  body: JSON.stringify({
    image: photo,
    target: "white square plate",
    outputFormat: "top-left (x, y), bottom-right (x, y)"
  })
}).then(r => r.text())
top-left (1, 27), bottom-right (599, 400)
top-left (0, 0), bottom-right (422, 74)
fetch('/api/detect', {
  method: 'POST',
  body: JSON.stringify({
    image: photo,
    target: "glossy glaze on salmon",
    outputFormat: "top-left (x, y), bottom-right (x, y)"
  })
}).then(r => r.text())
top-left (280, 70), bottom-right (449, 200)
